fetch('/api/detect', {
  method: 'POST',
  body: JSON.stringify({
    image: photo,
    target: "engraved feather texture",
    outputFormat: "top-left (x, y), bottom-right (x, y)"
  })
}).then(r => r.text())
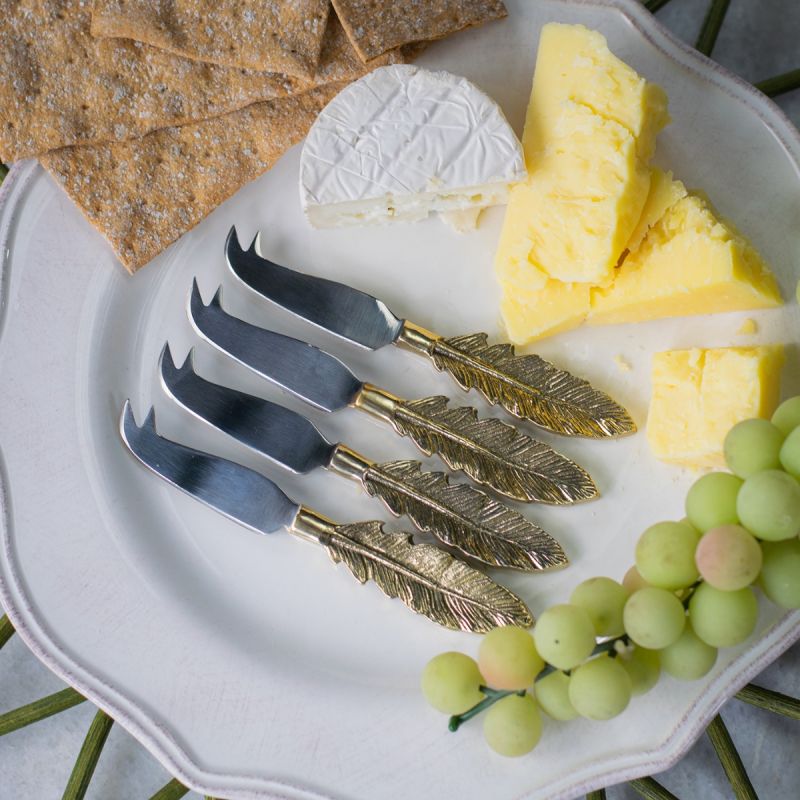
top-left (324, 521), bottom-right (533, 632)
top-left (389, 395), bottom-right (598, 504)
top-left (428, 333), bottom-right (636, 438)
top-left (362, 460), bottom-right (567, 571)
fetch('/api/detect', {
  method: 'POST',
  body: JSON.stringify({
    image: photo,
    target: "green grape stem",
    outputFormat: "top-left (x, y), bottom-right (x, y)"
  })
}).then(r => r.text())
top-left (681, 581), bottom-right (702, 609)
top-left (448, 635), bottom-right (631, 732)
top-left (448, 688), bottom-right (524, 731)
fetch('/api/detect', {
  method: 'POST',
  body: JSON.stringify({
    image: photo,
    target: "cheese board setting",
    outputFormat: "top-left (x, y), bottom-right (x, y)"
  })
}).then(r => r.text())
top-left (0, 1), bottom-right (799, 799)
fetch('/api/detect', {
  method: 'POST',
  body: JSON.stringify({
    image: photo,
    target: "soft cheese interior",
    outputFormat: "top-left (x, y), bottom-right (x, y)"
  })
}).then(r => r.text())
top-left (300, 65), bottom-right (527, 229)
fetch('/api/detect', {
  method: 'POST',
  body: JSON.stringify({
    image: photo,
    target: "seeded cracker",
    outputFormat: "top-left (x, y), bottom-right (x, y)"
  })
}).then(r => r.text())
top-left (92, 0), bottom-right (330, 77)
top-left (41, 86), bottom-right (345, 273)
top-left (0, 3), bottom-right (386, 163)
top-left (330, 0), bottom-right (507, 62)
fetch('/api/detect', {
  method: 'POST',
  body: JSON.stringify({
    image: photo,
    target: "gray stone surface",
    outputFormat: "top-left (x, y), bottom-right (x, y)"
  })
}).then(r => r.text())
top-left (1, 1), bottom-right (799, 798)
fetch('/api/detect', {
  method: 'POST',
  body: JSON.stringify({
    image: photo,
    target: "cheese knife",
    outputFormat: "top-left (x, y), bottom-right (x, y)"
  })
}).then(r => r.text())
top-left (119, 402), bottom-right (533, 632)
top-left (225, 227), bottom-right (635, 439)
top-left (159, 344), bottom-right (567, 571)
top-left (188, 281), bottom-right (597, 505)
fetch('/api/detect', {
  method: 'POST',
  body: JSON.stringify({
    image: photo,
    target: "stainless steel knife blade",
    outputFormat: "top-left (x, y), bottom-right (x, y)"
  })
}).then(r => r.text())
top-left (120, 401), bottom-right (298, 534)
top-left (160, 346), bottom-right (570, 571)
top-left (227, 228), bottom-right (404, 350)
top-left (159, 344), bottom-right (336, 474)
top-left (188, 280), bottom-right (363, 412)
top-left (226, 227), bottom-right (636, 439)
top-left (120, 402), bottom-right (536, 631)
top-left (186, 281), bottom-right (599, 504)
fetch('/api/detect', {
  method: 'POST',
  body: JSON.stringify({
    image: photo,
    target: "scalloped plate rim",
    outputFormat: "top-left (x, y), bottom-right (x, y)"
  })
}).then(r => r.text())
top-left (1, 0), bottom-right (800, 797)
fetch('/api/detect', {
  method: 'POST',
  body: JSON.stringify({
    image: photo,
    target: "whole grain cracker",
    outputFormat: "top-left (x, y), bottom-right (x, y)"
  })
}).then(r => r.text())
top-left (41, 86), bottom-right (344, 273)
top-left (330, 0), bottom-right (507, 62)
top-left (92, 0), bottom-right (330, 77)
top-left (0, 4), bottom-right (393, 162)
top-left (316, 14), bottom-right (405, 84)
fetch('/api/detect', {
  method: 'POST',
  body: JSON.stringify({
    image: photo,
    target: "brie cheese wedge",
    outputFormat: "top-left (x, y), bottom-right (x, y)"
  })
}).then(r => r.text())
top-left (299, 65), bottom-right (526, 229)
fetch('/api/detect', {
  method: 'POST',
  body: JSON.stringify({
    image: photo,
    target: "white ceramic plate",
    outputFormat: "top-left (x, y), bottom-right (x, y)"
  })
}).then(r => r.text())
top-left (1, 1), bottom-right (799, 798)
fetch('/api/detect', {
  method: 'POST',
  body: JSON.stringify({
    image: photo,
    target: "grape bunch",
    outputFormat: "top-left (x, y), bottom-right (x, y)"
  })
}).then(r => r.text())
top-left (421, 398), bottom-right (800, 756)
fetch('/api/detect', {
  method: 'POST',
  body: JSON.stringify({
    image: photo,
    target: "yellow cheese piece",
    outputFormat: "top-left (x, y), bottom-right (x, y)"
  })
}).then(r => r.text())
top-left (501, 280), bottom-right (590, 344)
top-left (590, 194), bottom-right (783, 325)
top-left (522, 24), bottom-right (669, 164)
top-left (624, 168), bottom-right (687, 254)
top-left (647, 345), bottom-right (785, 468)
top-left (494, 23), bottom-right (669, 292)
top-left (497, 186), bottom-right (783, 344)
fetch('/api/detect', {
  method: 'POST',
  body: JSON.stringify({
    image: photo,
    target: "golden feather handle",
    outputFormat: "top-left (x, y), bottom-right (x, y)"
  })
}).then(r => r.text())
top-left (327, 446), bottom-right (568, 571)
top-left (353, 386), bottom-right (597, 504)
top-left (397, 322), bottom-right (636, 439)
top-left (313, 517), bottom-right (533, 632)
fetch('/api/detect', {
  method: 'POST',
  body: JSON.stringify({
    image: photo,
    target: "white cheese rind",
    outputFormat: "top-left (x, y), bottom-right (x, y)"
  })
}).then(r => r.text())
top-left (300, 64), bottom-right (526, 228)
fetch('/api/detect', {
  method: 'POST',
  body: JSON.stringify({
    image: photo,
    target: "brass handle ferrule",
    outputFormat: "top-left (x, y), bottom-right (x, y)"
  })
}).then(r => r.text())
top-left (289, 506), bottom-right (338, 544)
top-left (352, 384), bottom-right (401, 423)
top-left (397, 321), bottom-right (440, 355)
top-left (328, 444), bottom-right (373, 482)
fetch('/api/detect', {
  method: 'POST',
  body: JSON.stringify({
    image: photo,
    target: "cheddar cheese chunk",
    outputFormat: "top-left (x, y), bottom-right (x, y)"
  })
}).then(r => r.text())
top-left (501, 280), bottom-right (590, 343)
top-left (590, 194), bottom-right (783, 325)
top-left (624, 168), bottom-right (687, 254)
top-left (494, 23), bottom-right (669, 291)
top-left (502, 187), bottom-right (783, 344)
top-left (647, 346), bottom-right (785, 468)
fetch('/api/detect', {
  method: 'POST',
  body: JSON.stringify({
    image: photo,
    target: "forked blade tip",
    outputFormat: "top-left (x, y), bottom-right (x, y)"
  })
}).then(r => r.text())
top-left (187, 280), bottom-right (222, 322)
top-left (120, 398), bottom-right (135, 431)
top-left (158, 342), bottom-right (174, 370)
top-left (224, 225), bottom-right (246, 263)
top-left (120, 401), bottom-right (157, 444)
top-left (187, 278), bottom-right (203, 314)
top-left (159, 343), bottom-right (195, 391)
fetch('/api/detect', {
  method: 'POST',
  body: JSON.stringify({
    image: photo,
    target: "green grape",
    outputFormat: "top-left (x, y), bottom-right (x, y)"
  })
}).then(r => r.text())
top-left (622, 565), bottom-right (649, 593)
top-left (635, 521), bottom-right (700, 589)
top-left (619, 647), bottom-right (661, 696)
top-left (759, 538), bottom-right (800, 609)
top-left (570, 577), bottom-right (629, 637)
top-left (771, 396), bottom-right (800, 436)
top-left (779, 426), bottom-right (800, 479)
top-left (724, 419), bottom-right (783, 478)
top-left (568, 655), bottom-right (632, 720)
top-left (421, 652), bottom-right (484, 714)
top-left (695, 525), bottom-right (762, 590)
top-left (737, 470), bottom-right (800, 541)
top-left (623, 587), bottom-right (686, 649)
top-left (483, 693), bottom-right (542, 757)
top-left (533, 604), bottom-right (596, 671)
top-left (478, 626), bottom-right (544, 690)
top-left (685, 472), bottom-right (743, 532)
top-left (534, 671), bottom-right (578, 721)
top-left (689, 583), bottom-right (759, 648)
top-left (659, 622), bottom-right (717, 680)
